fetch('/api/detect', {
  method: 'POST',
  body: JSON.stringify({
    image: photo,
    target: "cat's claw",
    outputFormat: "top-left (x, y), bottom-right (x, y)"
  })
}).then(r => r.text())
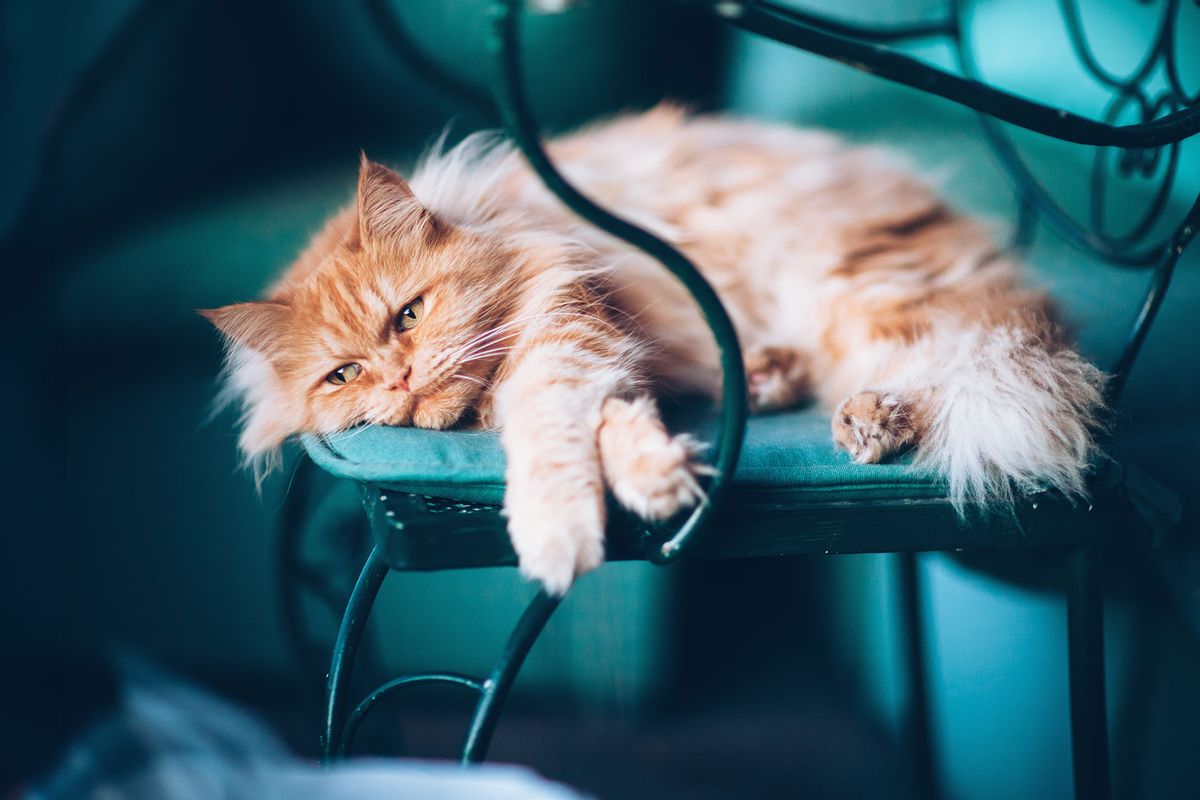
top-left (610, 434), bottom-right (706, 521)
top-left (599, 397), bottom-right (707, 521)
top-left (832, 391), bottom-right (918, 464)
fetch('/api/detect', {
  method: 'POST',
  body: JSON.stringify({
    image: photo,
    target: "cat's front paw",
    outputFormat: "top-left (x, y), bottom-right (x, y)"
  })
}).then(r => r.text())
top-left (610, 434), bottom-right (705, 521)
top-left (746, 346), bottom-right (812, 412)
top-left (599, 397), bottom-right (707, 521)
top-left (832, 391), bottom-right (918, 464)
top-left (505, 479), bottom-right (606, 596)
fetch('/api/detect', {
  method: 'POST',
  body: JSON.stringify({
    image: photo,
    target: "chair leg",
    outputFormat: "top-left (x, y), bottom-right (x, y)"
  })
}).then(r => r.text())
top-left (322, 545), bottom-right (390, 762)
top-left (898, 552), bottom-right (939, 800)
top-left (1066, 546), bottom-right (1112, 800)
top-left (280, 455), bottom-right (372, 693)
top-left (279, 454), bottom-right (320, 684)
top-left (460, 590), bottom-right (561, 764)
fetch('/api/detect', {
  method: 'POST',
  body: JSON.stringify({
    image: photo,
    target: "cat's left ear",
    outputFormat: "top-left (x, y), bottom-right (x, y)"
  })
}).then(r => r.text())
top-left (353, 153), bottom-right (441, 245)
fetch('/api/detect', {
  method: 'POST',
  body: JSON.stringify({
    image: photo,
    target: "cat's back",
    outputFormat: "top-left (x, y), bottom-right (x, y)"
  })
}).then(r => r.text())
top-left (545, 104), bottom-right (942, 254)
top-left (407, 104), bottom-right (946, 277)
top-left (549, 105), bottom-right (842, 233)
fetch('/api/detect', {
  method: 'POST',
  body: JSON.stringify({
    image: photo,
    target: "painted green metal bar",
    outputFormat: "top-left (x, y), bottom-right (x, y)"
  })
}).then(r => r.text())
top-left (461, 590), bottom-right (560, 763)
top-left (339, 672), bottom-right (484, 757)
top-left (279, 454), bottom-right (333, 692)
top-left (898, 552), bottom-right (939, 800)
top-left (488, 0), bottom-right (749, 563)
top-left (1008, 198), bottom-right (1037, 257)
top-left (1057, 0), bottom-right (1167, 92)
top-left (322, 545), bottom-right (390, 762)
top-left (954, 106), bottom-right (1168, 268)
top-left (945, 0), bottom-right (1199, 406)
top-left (1066, 546), bottom-right (1112, 800)
top-left (713, 0), bottom-right (1200, 148)
top-left (755, 0), bottom-right (958, 43)
top-left (949, 6), bottom-right (1186, 269)
top-left (1104, 198), bottom-right (1197, 405)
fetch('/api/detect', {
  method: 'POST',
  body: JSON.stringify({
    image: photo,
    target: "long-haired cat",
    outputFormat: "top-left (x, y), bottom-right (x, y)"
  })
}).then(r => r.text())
top-left (203, 105), bottom-right (1105, 594)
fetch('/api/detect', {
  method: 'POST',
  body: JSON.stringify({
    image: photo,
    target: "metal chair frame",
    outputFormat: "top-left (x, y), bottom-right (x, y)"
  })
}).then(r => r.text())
top-left (282, 2), bottom-right (1199, 798)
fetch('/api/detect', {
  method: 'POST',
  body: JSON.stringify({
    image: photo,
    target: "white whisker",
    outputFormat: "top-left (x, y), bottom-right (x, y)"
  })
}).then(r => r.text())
top-left (452, 372), bottom-right (491, 388)
top-left (338, 420), bottom-right (380, 441)
top-left (458, 346), bottom-right (518, 365)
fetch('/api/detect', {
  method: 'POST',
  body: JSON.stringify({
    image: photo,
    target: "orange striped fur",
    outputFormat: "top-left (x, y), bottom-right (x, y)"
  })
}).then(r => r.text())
top-left (204, 106), bottom-right (1105, 593)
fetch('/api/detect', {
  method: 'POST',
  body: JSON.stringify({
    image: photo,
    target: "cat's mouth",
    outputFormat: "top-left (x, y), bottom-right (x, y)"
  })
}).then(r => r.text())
top-left (372, 376), bottom-right (483, 430)
top-left (372, 393), bottom-right (418, 427)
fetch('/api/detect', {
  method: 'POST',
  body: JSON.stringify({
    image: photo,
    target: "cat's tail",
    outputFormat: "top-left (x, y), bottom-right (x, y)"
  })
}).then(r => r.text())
top-left (913, 326), bottom-right (1108, 511)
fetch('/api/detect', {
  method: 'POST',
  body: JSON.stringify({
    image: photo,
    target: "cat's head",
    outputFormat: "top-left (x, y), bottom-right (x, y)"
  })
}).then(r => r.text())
top-left (202, 156), bottom-right (525, 481)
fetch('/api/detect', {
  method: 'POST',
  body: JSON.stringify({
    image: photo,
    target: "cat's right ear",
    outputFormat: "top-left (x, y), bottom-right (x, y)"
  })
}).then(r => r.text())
top-left (353, 153), bottom-right (439, 245)
top-left (199, 301), bottom-right (290, 354)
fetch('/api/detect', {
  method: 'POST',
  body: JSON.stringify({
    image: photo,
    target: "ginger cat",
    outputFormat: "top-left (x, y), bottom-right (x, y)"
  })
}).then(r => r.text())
top-left (204, 106), bottom-right (1105, 593)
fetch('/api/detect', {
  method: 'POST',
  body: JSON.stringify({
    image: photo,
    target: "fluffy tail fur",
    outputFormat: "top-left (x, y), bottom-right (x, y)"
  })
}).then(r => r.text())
top-left (913, 326), bottom-right (1107, 510)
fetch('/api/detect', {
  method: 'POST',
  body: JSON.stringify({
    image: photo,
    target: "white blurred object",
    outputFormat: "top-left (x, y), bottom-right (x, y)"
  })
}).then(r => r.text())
top-left (31, 655), bottom-right (586, 800)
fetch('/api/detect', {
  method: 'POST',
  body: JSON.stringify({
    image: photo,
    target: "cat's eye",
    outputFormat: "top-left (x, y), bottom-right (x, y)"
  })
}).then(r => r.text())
top-left (397, 296), bottom-right (424, 331)
top-left (326, 363), bottom-right (363, 385)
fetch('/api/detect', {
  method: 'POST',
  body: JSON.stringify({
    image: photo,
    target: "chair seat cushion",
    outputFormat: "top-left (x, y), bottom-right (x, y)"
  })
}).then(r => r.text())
top-left (303, 405), bottom-right (1133, 570)
top-left (303, 404), bottom-right (949, 507)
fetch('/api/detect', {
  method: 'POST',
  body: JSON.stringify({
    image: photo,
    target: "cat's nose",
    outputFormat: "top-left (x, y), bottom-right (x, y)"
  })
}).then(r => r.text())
top-left (385, 366), bottom-right (413, 392)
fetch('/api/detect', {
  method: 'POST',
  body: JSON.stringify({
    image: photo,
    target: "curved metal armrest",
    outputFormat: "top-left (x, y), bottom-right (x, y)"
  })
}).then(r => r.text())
top-left (715, 0), bottom-right (1200, 149)
top-left (487, 0), bottom-right (749, 563)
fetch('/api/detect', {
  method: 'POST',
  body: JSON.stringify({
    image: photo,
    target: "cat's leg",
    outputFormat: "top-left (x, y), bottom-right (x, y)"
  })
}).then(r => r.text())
top-left (832, 389), bottom-right (926, 464)
top-left (597, 396), bottom-right (706, 520)
top-left (495, 349), bottom-right (615, 595)
top-left (745, 345), bottom-right (813, 412)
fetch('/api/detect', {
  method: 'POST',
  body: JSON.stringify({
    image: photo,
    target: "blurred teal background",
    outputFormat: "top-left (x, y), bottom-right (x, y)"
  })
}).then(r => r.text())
top-left (5, 1), bottom-right (1198, 798)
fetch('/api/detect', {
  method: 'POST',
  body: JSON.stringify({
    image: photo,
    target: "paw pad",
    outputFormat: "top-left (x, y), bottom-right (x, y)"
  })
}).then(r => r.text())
top-left (832, 391), bottom-right (918, 464)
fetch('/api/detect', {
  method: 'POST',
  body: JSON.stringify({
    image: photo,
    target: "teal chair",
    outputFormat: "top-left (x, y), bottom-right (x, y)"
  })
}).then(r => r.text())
top-left (288, 4), bottom-right (1197, 800)
top-left (23, 0), bottom-right (1193, 796)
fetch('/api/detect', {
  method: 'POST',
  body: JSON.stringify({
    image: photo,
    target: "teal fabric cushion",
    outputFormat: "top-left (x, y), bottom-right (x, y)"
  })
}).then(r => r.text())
top-left (303, 406), bottom-right (947, 507)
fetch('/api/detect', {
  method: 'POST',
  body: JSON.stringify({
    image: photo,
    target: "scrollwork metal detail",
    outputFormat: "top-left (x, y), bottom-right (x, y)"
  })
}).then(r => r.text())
top-left (1090, 89), bottom-right (1182, 250)
top-left (957, 0), bottom-right (1198, 266)
top-left (948, 0), bottom-right (1197, 396)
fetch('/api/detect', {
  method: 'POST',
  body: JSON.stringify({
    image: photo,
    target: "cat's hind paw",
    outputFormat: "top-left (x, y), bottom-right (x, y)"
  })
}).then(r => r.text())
top-left (832, 391), bottom-right (919, 464)
top-left (599, 397), bottom-right (708, 521)
top-left (746, 345), bottom-right (812, 412)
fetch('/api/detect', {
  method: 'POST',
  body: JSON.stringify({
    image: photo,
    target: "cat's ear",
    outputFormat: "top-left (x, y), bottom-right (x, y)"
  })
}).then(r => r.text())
top-left (199, 301), bottom-right (290, 354)
top-left (353, 153), bottom-right (439, 244)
